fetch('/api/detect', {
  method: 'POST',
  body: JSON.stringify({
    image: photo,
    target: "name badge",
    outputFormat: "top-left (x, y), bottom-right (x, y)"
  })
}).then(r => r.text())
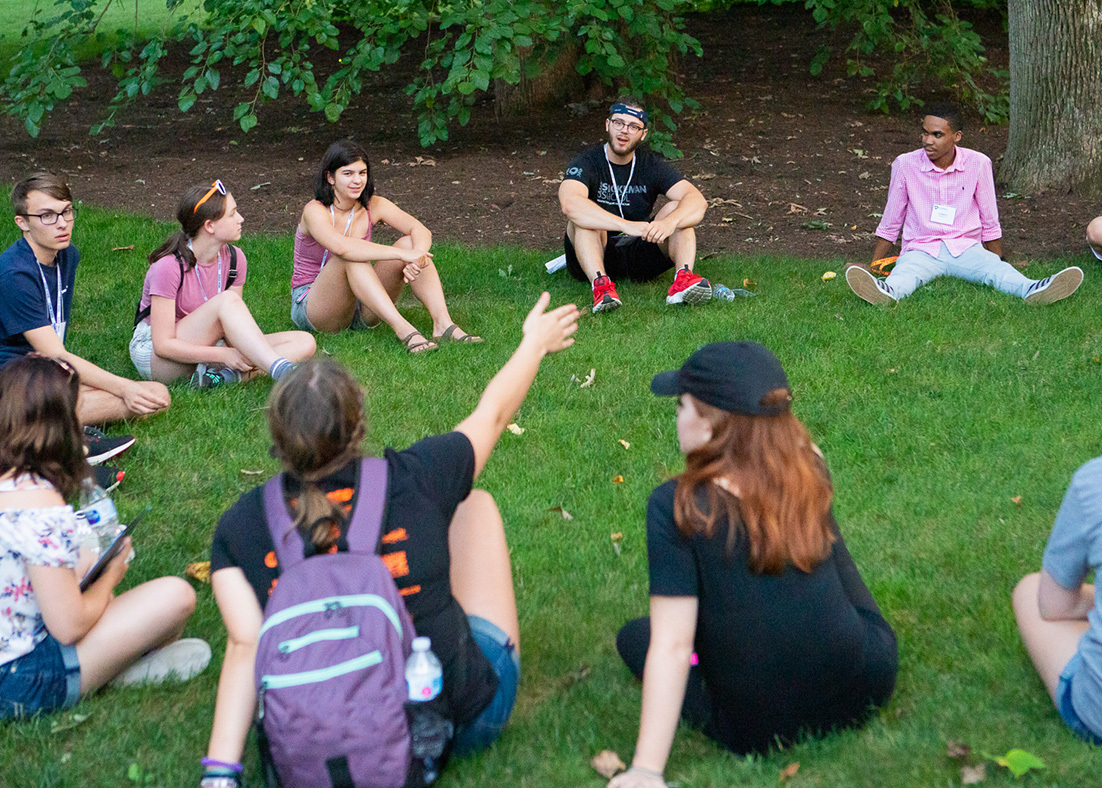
top-left (931, 204), bottom-right (956, 226)
top-left (53, 321), bottom-right (67, 343)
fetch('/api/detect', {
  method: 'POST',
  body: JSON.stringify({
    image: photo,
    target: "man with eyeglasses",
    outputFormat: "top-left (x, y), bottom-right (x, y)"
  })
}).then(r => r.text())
top-left (558, 97), bottom-right (711, 313)
top-left (1, 173), bottom-right (170, 460)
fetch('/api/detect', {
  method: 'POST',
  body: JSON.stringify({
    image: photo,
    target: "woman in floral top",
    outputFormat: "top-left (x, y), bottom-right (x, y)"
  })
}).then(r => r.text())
top-left (0, 355), bottom-right (208, 719)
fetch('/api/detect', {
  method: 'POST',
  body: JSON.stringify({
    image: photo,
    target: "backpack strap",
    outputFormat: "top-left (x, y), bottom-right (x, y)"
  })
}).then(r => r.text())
top-left (225, 245), bottom-right (238, 289)
top-left (133, 253), bottom-right (187, 328)
top-left (261, 458), bottom-right (389, 570)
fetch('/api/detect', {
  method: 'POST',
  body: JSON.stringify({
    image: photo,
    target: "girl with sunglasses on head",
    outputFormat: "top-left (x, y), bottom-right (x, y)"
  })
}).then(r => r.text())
top-left (608, 343), bottom-right (898, 788)
top-left (291, 139), bottom-right (479, 353)
top-left (0, 355), bottom-right (209, 720)
top-left (131, 181), bottom-right (316, 389)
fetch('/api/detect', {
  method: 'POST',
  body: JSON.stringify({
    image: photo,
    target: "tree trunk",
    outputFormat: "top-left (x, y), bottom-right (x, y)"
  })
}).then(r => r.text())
top-left (493, 42), bottom-right (582, 117)
top-left (1001, 0), bottom-right (1102, 198)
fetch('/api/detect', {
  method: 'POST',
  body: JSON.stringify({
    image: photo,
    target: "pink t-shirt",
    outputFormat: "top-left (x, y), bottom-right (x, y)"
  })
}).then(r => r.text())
top-left (291, 206), bottom-right (372, 290)
top-left (137, 245), bottom-right (248, 324)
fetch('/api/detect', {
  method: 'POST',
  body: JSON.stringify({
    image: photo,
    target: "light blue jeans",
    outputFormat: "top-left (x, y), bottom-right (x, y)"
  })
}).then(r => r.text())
top-left (883, 241), bottom-right (1034, 300)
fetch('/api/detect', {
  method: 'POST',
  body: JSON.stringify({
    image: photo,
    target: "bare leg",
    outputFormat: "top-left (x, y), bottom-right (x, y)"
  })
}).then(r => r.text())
top-left (1087, 216), bottom-right (1102, 256)
top-left (1012, 572), bottom-right (1090, 702)
top-left (448, 490), bottom-right (520, 652)
top-left (76, 383), bottom-right (170, 426)
top-left (263, 331), bottom-right (316, 363)
top-left (76, 576), bottom-right (197, 692)
top-left (566, 221), bottom-right (608, 283)
top-left (655, 200), bottom-right (698, 273)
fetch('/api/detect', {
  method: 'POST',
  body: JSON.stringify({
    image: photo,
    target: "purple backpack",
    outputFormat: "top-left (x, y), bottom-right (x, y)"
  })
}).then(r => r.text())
top-left (255, 458), bottom-right (415, 788)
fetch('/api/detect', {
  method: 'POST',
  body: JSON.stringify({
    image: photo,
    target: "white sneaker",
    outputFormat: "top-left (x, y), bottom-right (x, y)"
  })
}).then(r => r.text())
top-left (111, 638), bottom-right (211, 687)
top-left (1023, 266), bottom-right (1083, 305)
top-left (846, 266), bottom-right (896, 305)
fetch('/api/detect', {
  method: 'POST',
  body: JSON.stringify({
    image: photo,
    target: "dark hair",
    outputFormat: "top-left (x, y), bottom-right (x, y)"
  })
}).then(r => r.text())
top-left (0, 356), bottom-right (90, 499)
top-left (313, 140), bottom-right (373, 209)
top-left (12, 172), bottom-right (72, 216)
top-left (148, 182), bottom-right (232, 270)
top-left (268, 360), bottom-right (367, 552)
top-left (926, 101), bottom-right (964, 133)
top-left (672, 391), bottom-right (835, 575)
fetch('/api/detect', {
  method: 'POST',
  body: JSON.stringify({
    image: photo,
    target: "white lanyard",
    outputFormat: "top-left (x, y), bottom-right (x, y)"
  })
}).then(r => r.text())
top-left (187, 240), bottom-right (223, 303)
top-left (37, 260), bottom-right (64, 338)
top-left (604, 144), bottom-right (636, 220)
top-left (320, 205), bottom-right (356, 270)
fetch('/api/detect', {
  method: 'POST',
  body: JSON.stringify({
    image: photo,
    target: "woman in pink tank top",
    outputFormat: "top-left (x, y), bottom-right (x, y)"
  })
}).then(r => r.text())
top-left (291, 140), bottom-right (480, 353)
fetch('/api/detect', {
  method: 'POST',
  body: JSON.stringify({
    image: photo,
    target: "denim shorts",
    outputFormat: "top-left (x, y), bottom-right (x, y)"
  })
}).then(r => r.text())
top-left (451, 615), bottom-right (520, 756)
top-left (129, 322), bottom-right (154, 381)
top-left (0, 633), bottom-right (81, 720)
top-left (290, 284), bottom-right (374, 332)
top-left (1056, 652), bottom-right (1102, 745)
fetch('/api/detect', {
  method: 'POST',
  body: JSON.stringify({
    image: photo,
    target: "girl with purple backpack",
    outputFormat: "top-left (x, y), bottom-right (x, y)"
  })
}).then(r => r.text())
top-left (200, 293), bottom-right (578, 787)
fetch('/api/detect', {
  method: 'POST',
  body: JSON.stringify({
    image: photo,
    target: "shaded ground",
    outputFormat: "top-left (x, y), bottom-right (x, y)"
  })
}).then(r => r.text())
top-left (0, 6), bottom-right (1095, 262)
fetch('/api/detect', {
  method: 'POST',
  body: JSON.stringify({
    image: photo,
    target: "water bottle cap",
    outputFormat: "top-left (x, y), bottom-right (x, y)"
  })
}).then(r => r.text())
top-left (412, 636), bottom-right (431, 651)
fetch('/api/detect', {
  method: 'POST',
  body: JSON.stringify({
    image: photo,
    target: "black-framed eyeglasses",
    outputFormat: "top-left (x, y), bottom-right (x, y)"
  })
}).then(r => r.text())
top-left (609, 118), bottom-right (645, 133)
top-left (20, 206), bottom-right (77, 226)
top-left (193, 179), bottom-right (227, 213)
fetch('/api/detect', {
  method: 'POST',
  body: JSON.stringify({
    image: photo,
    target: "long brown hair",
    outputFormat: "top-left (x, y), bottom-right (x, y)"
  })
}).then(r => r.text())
top-left (267, 360), bottom-right (366, 552)
top-left (673, 391), bottom-right (834, 574)
top-left (148, 182), bottom-right (231, 271)
top-left (0, 356), bottom-right (90, 499)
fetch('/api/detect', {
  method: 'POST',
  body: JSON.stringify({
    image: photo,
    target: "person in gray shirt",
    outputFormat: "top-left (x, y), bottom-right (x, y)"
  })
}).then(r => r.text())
top-left (1013, 457), bottom-right (1102, 744)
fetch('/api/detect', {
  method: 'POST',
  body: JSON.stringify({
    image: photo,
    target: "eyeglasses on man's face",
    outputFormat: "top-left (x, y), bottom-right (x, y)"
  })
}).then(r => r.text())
top-left (609, 118), bottom-right (646, 134)
top-left (21, 206), bottom-right (77, 226)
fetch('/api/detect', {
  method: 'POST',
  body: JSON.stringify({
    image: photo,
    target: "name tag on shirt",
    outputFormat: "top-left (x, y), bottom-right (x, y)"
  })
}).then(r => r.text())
top-left (931, 204), bottom-right (956, 226)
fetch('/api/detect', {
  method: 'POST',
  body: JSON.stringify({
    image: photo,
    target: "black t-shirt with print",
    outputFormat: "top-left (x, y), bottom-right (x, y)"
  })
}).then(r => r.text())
top-left (210, 432), bottom-right (498, 727)
top-left (563, 144), bottom-right (684, 222)
top-left (646, 479), bottom-right (898, 754)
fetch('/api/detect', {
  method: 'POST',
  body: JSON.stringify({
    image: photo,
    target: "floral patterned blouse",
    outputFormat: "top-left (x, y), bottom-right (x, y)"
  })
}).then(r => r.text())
top-left (0, 475), bottom-right (88, 666)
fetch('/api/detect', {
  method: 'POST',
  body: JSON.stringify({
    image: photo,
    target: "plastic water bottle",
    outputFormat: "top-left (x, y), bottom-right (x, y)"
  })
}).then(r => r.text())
top-left (406, 637), bottom-right (443, 702)
top-left (77, 476), bottom-right (121, 553)
top-left (713, 284), bottom-right (736, 301)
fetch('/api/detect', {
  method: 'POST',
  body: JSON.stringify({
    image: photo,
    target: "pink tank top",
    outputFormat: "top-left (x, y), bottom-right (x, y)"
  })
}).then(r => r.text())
top-left (291, 206), bottom-right (372, 290)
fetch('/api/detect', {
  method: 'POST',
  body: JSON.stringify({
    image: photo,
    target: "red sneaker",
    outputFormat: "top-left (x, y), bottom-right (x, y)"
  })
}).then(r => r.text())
top-left (592, 272), bottom-right (622, 313)
top-left (666, 266), bottom-right (712, 305)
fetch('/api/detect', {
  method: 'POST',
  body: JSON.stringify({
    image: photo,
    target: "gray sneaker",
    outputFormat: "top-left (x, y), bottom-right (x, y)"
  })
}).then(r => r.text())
top-left (846, 266), bottom-right (896, 305)
top-left (111, 638), bottom-right (211, 687)
top-left (1023, 266), bottom-right (1084, 305)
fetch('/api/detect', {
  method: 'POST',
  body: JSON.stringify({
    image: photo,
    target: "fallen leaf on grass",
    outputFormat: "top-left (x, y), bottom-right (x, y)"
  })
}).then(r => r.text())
top-left (50, 712), bottom-right (91, 734)
top-left (987, 749), bottom-right (1045, 778)
top-left (612, 475), bottom-right (624, 484)
top-left (548, 506), bottom-right (573, 520)
top-left (591, 750), bottom-right (626, 779)
top-left (961, 763), bottom-right (986, 785)
top-left (618, 439), bottom-right (631, 450)
top-left (743, 278), bottom-right (757, 290)
top-left (240, 469), bottom-right (264, 476)
top-left (186, 561), bottom-right (211, 583)
top-left (579, 368), bottom-right (596, 388)
top-left (1011, 495), bottom-right (1022, 507)
top-left (779, 762), bottom-right (800, 782)
top-left (506, 423), bottom-right (525, 435)
top-left (946, 740), bottom-right (971, 760)
top-left (111, 244), bottom-right (134, 252)
top-left (821, 271), bottom-right (836, 280)
top-left (611, 532), bottom-right (624, 556)
top-left (560, 663), bottom-right (591, 689)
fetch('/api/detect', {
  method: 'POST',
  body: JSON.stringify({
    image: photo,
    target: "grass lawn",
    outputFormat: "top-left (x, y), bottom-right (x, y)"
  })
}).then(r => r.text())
top-left (2, 200), bottom-right (1102, 788)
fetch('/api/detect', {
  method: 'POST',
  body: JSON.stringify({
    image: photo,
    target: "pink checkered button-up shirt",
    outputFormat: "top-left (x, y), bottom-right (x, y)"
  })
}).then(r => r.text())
top-left (875, 147), bottom-right (1002, 257)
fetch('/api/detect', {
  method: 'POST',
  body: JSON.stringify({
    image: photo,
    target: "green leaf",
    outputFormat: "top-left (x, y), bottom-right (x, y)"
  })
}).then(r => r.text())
top-left (239, 113), bottom-right (258, 132)
top-left (206, 69), bottom-right (220, 91)
top-left (989, 749), bottom-right (1046, 778)
top-left (178, 91), bottom-right (197, 112)
top-left (324, 102), bottom-right (341, 122)
top-left (127, 763), bottom-right (142, 782)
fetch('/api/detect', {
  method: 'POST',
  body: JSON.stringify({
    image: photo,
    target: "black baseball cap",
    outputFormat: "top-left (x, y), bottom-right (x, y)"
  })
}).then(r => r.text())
top-left (650, 341), bottom-right (791, 416)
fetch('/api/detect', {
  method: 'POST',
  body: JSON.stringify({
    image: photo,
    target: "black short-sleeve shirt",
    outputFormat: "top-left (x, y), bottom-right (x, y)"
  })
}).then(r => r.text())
top-left (563, 144), bottom-right (684, 222)
top-left (0, 239), bottom-right (79, 368)
top-left (211, 432), bottom-right (498, 727)
top-left (646, 479), bottom-right (897, 753)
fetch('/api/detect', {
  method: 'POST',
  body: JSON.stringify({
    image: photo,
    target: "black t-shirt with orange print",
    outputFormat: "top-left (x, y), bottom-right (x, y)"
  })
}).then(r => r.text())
top-left (210, 432), bottom-right (498, 727)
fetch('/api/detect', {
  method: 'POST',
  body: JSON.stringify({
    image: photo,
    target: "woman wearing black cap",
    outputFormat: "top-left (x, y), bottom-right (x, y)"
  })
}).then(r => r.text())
top-left (609, 342), bottom-right (897, 788)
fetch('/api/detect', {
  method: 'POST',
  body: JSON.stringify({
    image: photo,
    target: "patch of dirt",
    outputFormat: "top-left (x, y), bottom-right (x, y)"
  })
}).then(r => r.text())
top-left (0, 6), bottom-right (1094, 262)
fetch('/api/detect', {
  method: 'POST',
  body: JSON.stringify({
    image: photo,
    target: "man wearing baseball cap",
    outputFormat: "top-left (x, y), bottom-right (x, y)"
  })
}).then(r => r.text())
top-left (558, 97), bottom-right (711, 314)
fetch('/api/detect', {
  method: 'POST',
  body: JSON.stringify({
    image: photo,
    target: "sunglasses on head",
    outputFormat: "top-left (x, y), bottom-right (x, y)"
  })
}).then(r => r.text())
top-left (193, 180), bottom-right (227, 213)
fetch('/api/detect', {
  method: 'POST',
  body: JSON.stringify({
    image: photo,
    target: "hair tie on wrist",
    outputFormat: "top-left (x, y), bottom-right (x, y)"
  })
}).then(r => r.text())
top-left (200, 757), bottom-right (244, 773)
top-left (629, 764), bottom-right (665, 780)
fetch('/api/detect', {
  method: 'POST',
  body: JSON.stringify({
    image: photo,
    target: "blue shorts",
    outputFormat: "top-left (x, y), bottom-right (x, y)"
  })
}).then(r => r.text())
top-left (290, 284), bottom-right (375, 332)
top-left (1056, 653), bottom-right (1102, 745)
top-left (0, 633), bottom-right (81, 720)
top-left (451, 615), bottom-right (520, 756)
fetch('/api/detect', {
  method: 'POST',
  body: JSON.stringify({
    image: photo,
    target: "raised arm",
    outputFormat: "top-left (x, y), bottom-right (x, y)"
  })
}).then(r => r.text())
top-left (609, 596), bottom-right (699, 788)
top-left (455, 292), bottom-right (579, 477)
top-left (300, 200), bottom-right (427, 266)
top-left (559, 180), bottom-right (645, 235)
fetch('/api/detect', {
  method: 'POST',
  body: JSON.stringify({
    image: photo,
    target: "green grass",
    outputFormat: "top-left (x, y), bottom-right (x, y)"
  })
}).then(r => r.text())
top-left (2, 201), bottom-right (1102, 788)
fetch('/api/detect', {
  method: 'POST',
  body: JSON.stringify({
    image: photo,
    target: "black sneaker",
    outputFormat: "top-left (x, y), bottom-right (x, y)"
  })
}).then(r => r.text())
top-left (83, 426), bottom-right (135, 465)
top-left (190, 363), bottom-right (227, 390)
top-left (92, 463), bottom-right (125, 492)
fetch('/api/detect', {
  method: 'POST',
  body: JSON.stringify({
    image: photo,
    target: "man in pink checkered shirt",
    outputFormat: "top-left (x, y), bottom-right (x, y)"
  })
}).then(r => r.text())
top-left (847, 102), bottom-right (1083, 306)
